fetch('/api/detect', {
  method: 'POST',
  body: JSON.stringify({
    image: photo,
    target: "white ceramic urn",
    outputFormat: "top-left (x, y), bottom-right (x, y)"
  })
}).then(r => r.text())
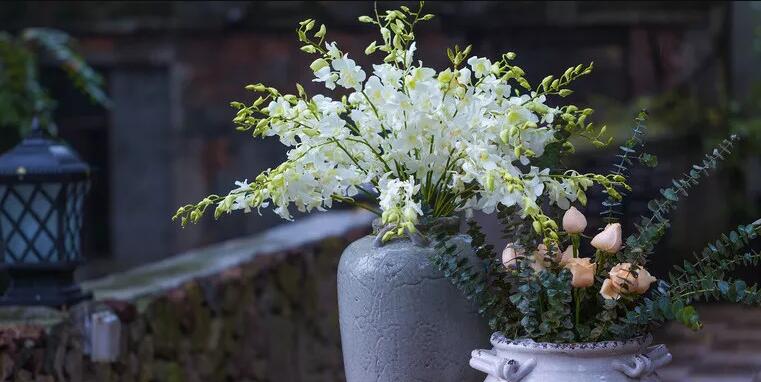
top-left (470, 332), bottom-right (672, 382)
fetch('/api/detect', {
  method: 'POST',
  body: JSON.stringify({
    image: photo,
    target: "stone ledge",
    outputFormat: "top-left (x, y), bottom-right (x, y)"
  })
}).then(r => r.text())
top-left (0, 306), bottom-right (66, 328)
top-left (82, 209), bottom-right (374, 303)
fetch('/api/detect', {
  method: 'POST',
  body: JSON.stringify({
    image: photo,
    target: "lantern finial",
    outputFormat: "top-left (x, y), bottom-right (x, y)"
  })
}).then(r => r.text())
top-left (27, 116), bottom-right (47, 138)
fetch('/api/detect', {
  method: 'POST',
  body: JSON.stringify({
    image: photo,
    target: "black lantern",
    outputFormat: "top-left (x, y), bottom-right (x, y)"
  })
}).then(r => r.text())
top-left (0, 119), bottom-right (92, 306)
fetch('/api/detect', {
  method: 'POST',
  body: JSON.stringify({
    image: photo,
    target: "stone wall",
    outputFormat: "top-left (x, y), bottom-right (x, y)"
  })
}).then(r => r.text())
top-left (0, 210), bottom-right (374, 382)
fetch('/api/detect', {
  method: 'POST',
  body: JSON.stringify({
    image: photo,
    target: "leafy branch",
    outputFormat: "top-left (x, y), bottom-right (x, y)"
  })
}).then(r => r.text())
top-left (621, 135), bottom-right (740, 264)
top-left (614, 219), bottom-right (761, 336)
top-left (0, 27), bottom-right (110, 143)
top-left (669, 220), bottom-right (761, 301)
top-left (600, 110), bottom-right (653, 223)
top-left (429, 219), bottom-right (522, 337)
top-left (21, 28), bottom-right (111, 109)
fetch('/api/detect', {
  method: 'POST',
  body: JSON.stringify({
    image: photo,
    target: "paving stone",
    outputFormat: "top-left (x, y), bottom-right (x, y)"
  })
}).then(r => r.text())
top-left (657, 305), bottom-right (761, 382)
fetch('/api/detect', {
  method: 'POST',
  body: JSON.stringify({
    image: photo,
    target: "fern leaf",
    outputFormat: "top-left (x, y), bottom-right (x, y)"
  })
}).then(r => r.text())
top-left (22, 28), bottom-right (112, 108)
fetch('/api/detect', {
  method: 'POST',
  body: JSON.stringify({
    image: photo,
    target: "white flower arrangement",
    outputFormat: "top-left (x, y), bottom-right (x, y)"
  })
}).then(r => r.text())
top-left (174, 2), bottom-right (626, 243)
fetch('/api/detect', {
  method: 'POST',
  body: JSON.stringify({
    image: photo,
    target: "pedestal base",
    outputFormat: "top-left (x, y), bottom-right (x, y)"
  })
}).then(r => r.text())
top-left (0, 264), bottom-right (92, 307)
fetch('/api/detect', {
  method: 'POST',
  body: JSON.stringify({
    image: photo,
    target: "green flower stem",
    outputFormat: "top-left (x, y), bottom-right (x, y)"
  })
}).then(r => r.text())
top-left (571, 233), bottom-right (581, 329)
top-left (331, 195), bottom-right (381, 216)
top-left (571, 234), bottom-right (580, 258)
top-left (594, 250), bottom-right (608, 277)
top-left (574, 288), bottom-right (582, 330)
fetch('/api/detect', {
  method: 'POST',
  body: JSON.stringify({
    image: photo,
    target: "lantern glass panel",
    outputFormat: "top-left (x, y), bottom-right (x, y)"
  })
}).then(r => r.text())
top-left (64, 181), bottom-right (88, 261)
top-left (0, 183), bottom-right (65, 263)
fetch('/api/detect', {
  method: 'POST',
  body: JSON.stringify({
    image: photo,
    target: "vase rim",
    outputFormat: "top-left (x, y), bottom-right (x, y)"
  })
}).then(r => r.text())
top-left (490, 332), bottom-right (652, 355)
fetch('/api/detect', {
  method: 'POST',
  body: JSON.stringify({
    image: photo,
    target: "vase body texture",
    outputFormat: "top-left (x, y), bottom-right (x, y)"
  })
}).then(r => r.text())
top-left (337, 233), bottom-right (490, 382)
top-left (470, 332), bottom-right (672, 382)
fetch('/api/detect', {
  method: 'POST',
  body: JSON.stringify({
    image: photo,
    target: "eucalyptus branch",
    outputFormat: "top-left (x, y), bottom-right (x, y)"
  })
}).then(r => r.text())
top-left (622, 134), bottom-right (741, 264)
top-left (601, 110), bottom-right (649, 223)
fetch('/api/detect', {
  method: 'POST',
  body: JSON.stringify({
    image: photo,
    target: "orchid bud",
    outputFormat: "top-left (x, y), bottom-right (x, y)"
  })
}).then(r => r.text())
top-left (532, 220), bottom-right (542, 234)
top-left (310, 58), bottom-right (329, 73)
top-left (499, 129), bottom-right (510, 144)
top-left (403, 206), bottom-right (418, 222)
top-left (486, 173), bottom-right (495, 191)
top-left (591, 223), bottom-right (622, 253)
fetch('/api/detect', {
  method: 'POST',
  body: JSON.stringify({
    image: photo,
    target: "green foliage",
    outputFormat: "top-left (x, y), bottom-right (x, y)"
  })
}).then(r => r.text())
top-left (614, 220), bottom-right (761, 337)
top-left (588, 299), bottom-right (620, 340)
top-left (432, 212), bottom-right (582, 342)
top-left (0, 27), bottom-right (110, 148)
top-left (497, 205), bottom-right (537, 246)
top-left (22, 29), bottom-right (111, 108)
top-left (668, 220), bottom-right (761, 303)
top-left (514, 267), bottom-right (575, 342)
top-left (600, 110), bottom-right (653, 223)
top-left (430, 219), bottom-right (522, 337)
top-left (620, 135), bottom-right (740, 265)
top-left (438, 108), bottom-right (760, 343)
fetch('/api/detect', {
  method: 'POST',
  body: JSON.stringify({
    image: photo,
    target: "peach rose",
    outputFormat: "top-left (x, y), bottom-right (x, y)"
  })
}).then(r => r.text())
top-left (531, 244), bottom-right (548, 272)
top-left (535, 243), bottom-right (549, 258)
top-left (633, 267), bottom-right (657, 294)
top-left (501, 245), bottom-right (524, 268)
top-left (562, 206), bottom-right (587, 234)
top-left (532, 243), bottom-right (567, 271)
top-left (591, 223), bottom-right (623, 253)
top-left (608, 263), bottom-right (657, 294)
top-left (565, 258), bottom-right (596, 288)
top-left (600, 279), bottom-right (622, 300)
top-left (609, 262), bottom-right (637, 290)
top-left (559, 245), bottom-right (574, 266)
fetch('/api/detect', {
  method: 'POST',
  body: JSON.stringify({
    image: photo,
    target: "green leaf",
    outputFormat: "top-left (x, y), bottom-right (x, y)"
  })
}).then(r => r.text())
top-left (661, 188), bottom-right (679, 202)
top-left (639, 153), bottom-right (659, 168)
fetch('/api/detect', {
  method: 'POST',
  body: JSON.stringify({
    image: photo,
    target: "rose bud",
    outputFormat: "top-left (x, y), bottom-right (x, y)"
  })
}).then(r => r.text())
top-left (501, 244), bottom-right (524, 268)
top-left (562, 206), bottom-right (587, 234)
top-left (591, 223), bottom-right (623, 253)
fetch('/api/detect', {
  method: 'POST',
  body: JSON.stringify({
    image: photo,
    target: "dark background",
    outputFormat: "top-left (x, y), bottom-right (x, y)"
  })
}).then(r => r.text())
top-left (0, 1), bottom-right (759, 280)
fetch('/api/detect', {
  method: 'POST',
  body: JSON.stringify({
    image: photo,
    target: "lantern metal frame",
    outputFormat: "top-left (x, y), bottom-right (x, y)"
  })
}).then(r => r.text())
top-left (0, 121), bottom-right (92, 307)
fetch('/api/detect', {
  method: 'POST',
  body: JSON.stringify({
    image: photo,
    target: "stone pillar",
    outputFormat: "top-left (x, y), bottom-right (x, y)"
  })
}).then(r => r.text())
top-left (731, 2), bottom-right (761, 209)
top-left (109, 68), bottom-right (172, 266)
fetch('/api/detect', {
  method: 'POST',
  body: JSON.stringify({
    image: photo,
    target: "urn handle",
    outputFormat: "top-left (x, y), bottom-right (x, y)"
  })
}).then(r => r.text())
top-left (612, 344), bottom-right (672, 380)
top-left (470, 349), bottom-right (536, 382)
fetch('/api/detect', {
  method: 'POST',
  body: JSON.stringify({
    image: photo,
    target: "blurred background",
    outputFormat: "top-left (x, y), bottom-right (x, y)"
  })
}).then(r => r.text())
top-left (1, 2), bottom-right (760, 382)
top-left (0, 1), bottom-right (759, 279)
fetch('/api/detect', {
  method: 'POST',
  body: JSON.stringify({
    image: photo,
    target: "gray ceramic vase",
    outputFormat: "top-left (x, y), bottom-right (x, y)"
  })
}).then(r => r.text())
top-left (470, 332), bottom-right (672, 382)
top-left (337, 219), bottom-right (491, 382)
